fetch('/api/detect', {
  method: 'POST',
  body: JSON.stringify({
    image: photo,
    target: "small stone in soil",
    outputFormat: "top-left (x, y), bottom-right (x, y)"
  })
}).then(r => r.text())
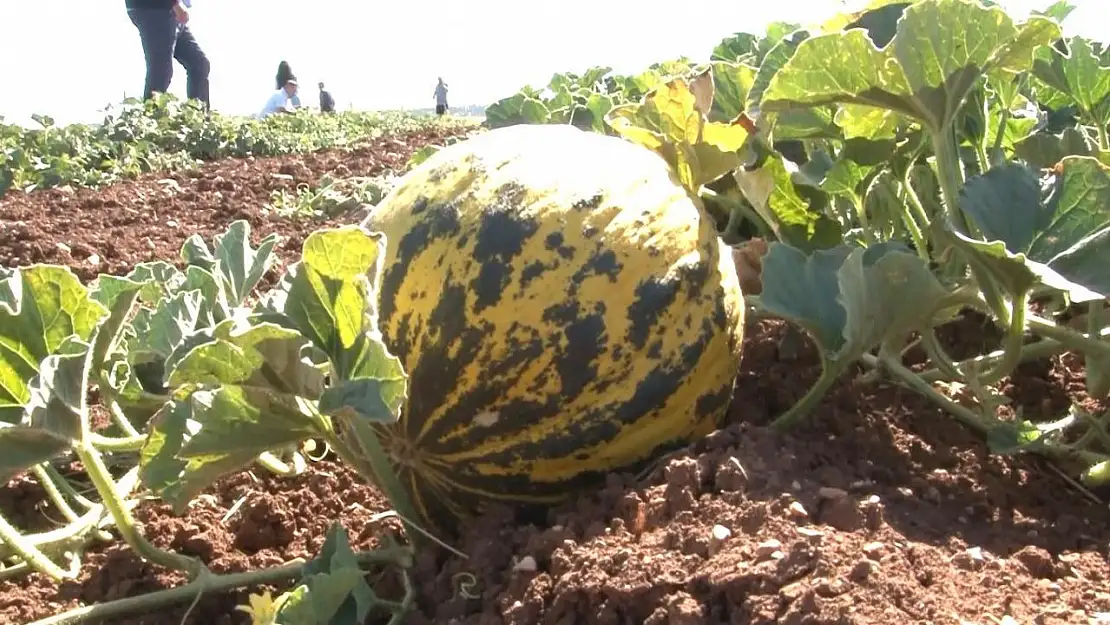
top-left (818, 486), bottom-right (848, 499)
top-left (512, 555), bottom-right (537, 572)
top-left (757, 539), bottom-right (783, 559)
top-left (863, 541), bottom-right (885, 559)
top-left (788, 501), bottom-right (809, 521)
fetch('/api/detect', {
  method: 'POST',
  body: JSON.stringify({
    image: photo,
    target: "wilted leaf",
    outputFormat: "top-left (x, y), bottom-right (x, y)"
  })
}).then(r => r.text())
top-left (24, 338), bottom-right (93, 444)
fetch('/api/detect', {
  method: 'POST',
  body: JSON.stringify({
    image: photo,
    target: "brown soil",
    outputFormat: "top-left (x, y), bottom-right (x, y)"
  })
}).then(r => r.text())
top-left (2, 129), bottom-right (1109, 625)
top-left (0, 127), bottom-right (471, 282)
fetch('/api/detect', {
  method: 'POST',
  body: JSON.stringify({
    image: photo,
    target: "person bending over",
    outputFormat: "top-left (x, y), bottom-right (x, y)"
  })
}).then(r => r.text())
top-left (261, 80), bottom-right (301, 118)
top-left (125, 0), bottom-right (210, 109)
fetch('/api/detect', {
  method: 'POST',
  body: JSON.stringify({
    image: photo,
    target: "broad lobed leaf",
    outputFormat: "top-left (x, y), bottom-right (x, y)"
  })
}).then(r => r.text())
top-left (760, 0), bottom-right (1061, 133)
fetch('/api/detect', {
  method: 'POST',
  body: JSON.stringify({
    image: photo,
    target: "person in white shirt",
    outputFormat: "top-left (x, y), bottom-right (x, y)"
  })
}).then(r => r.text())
top-left (261, 80), bottom-right (300, 118)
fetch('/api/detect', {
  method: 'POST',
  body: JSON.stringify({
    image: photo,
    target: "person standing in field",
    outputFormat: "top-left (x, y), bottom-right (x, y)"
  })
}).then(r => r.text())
top-left (434, 77), bottom-right (449, 116)
top-left (125, 0), bottom-right (211, 109)
top-left (318, 82), bottom-right (336, 113)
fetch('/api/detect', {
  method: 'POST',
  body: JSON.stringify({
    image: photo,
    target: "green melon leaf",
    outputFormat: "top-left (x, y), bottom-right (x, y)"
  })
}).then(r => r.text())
top-left (708, 62), bottom-right (756, 123)
top-left (835, 104), bottom-right (902, 141)
top-left (130, 289), bottom-right (205, 363)
top-left (0, 266), bottom-right (106, 423)
top-left (0, 424), bottom-right (71, 482)
top-left (175, 386), bottom-right (320, 458)
top-left (584, 93), bottom-right (614, 134)
top-left (23, 338), bottom-right (93, 444)
top-left (319, 376), bottom-right (405, 424)
top-left (607, 76), bottom-right (749, 190)
top-left (712, 32), bottom-right (759, 63)
top-left (760, 240), bottom-right (950, 365)
top-left (733, 152), bottom-right (842, 252)
top-left (276, 523), bottom-right (377, 625)
top-left (95, 261), bottom-right (181, 305)
top-left (1032, 36), bottom-right (1110, 126)
top-left (1014, 126), bottom-right (1097, 170)
top-left (277, 226), bottom-right (389, 380)
top-left (181, 219), bottom-right (280, 308)
top-left (139, 396), bottom-right (281, 512)
top-left (166, 320), bottom-right (325, 399)
top-left (759, 0), bottom-right (1061, 133)
top-left (953, 157), bottom-right (1110, 301)
top-left (747, 27), bottom-right (808, 113)
top-left (746, 28), bottom-right (840, 141)
top-left (140, 317), bottom-right (328, 512)
top-left (986, 419), bottom-right (1046, 455)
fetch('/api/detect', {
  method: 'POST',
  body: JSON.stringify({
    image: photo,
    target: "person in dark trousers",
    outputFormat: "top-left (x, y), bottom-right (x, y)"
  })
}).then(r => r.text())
top-left (276, 61), bottom-right (296, 89)
top-left (125, 0), bottom-right (211, 110)
top-left (318, 82), bottom-right (336, 113)
top-left (434, 77), bottom-right (449, 116)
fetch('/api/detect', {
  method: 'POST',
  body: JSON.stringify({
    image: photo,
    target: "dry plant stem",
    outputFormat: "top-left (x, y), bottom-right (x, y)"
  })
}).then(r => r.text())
top-left (26, 547), bottom-right (415, 625)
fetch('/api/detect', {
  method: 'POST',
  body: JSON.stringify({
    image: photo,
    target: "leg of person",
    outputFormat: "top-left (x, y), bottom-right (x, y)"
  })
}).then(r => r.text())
top-left (173, 25), bottom-right (211, 109)
top-left (127, 8), bottom-right (179, 99)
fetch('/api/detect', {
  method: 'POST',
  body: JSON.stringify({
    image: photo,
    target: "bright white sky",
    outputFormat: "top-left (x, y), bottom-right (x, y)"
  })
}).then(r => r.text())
top-left (0, 0), bottom-right (1103, 127)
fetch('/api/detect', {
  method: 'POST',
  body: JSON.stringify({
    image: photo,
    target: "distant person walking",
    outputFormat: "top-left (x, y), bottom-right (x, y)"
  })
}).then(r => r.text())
top-left (434, 78), bottom-right (449, 116)
top-left (261, 80), bottom-right (301, 118)
top-left (318, 82), bottom-right (336, 113)
top-left (125, 0), bottom-right (211, 109)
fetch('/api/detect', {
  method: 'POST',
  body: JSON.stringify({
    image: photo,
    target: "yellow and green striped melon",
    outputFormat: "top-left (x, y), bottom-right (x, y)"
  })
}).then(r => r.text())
top-left (359, 123), bottom-right (746, 529)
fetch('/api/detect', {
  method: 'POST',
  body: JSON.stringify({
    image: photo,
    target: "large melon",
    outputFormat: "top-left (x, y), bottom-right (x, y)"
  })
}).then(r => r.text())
top-left (359, 123), bottom-right (746, 529)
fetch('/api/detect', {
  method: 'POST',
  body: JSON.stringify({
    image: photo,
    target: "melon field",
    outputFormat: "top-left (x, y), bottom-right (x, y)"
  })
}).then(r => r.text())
top-left (2, 1), bottom-right (1110, 624)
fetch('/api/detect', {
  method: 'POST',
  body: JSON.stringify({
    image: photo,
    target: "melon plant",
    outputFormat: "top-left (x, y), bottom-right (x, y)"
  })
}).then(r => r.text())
top-left (359, 123), bottom-right (747, 527)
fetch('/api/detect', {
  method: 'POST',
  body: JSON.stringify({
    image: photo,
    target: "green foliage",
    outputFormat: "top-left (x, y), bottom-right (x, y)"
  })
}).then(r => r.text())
top-left (0, 222), bottom-right (418, 622)
top-left (7, 1), bottom-right (1110, 622)
top-left (266, 174), bottom-right (394, 219)
top-left (486, 0), bottom-right (1110, 488)
top-left (0, 93), bottom-right (470, 199)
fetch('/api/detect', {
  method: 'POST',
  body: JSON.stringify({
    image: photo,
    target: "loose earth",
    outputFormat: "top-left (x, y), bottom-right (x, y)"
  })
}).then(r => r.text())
top-left (1, 128), bottom-right (1108, 625)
